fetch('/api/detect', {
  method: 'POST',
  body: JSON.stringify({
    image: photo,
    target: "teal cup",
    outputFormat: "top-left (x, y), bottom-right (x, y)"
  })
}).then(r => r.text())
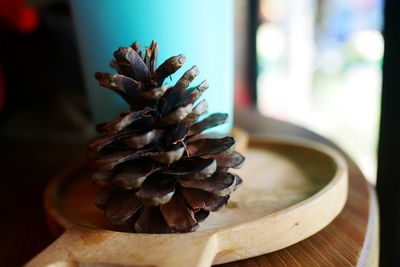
top-left (70, 0), bottom-right (234, 133)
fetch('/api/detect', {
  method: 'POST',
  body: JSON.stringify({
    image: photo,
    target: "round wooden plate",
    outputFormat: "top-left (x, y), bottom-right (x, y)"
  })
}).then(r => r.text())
top-left (26, 136), bottom-right (348, 267)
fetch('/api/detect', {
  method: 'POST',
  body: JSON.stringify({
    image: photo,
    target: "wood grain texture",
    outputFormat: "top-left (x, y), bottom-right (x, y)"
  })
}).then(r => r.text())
top-left (0, 110), bottom-right (378, 267)
top-left (216, 109), bottom-right (378, 266)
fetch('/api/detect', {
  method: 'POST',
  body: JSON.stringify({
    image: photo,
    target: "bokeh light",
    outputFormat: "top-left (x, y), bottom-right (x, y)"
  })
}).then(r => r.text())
top-left (256, 0), bottom-right (384, 183)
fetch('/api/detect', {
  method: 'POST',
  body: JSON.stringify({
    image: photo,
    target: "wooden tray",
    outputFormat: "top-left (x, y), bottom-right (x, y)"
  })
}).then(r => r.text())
top-left (26, 136), bottom-right (348, 267)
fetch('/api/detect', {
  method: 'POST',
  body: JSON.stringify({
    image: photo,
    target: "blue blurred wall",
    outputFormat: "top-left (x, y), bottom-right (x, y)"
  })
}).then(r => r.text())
top-left (70, 0), bottom-right (234, 133)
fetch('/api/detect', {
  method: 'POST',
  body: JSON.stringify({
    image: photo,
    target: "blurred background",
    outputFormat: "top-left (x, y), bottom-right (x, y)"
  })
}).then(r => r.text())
top-left (236, 0), bottom-right (384, 184)
top-left (255, 0), bottom-right (383, 183)
top-left (0, 0), bottom-right (383, 182)
top-left (0, 0), bottom-right (397, 266)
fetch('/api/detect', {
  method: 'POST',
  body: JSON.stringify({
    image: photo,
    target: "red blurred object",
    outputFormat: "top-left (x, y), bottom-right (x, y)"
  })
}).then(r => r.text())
top-left (15, 6), bottom-right (38, 33)
top-left (0, 0), bottom-right (38, 111)
top-left (0, 0), bottom-right (38, 33)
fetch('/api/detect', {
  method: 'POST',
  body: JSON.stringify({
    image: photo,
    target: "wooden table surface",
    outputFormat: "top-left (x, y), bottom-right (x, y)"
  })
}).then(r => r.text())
top-left (0, 109), bottom-right (379, 267)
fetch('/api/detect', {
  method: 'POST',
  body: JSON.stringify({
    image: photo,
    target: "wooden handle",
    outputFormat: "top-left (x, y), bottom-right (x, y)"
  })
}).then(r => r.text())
top-left (25, 226), bottom-right (219, 267)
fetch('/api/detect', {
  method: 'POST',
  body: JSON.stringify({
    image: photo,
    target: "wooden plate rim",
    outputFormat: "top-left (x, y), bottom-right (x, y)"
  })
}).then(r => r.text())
top-left (44, 135), bottom-right (348, 237)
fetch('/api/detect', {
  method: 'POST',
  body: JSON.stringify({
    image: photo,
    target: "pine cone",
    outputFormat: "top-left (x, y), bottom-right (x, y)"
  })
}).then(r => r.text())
top-left (88, 41), bottom-right (244, 233)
